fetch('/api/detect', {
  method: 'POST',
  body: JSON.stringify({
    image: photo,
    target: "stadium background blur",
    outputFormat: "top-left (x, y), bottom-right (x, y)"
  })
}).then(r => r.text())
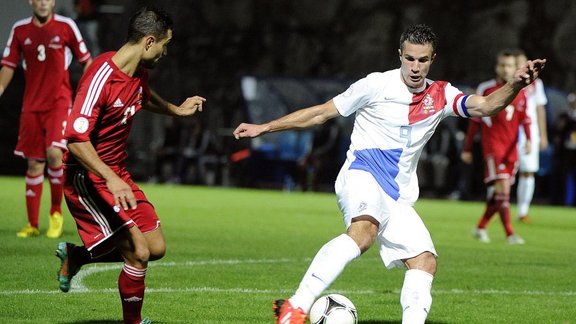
top-left (1, 0), bottom-right (575, 205)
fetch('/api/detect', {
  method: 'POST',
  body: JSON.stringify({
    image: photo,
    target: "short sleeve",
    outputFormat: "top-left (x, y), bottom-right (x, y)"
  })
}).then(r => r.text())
top-left (65, 71), bottom-right (105, 142)
top-left (1, 23), bottom-right (22, 69)
top-left (444, 82), bottom-right (470, 118)
top-left (333, 74), bottom-right (377, 117)
top-left (62, 17), bottom-right (91, 63)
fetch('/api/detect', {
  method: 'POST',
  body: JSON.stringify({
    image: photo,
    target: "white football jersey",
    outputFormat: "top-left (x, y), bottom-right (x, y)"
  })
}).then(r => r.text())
top-left (333, 69), bottom-right (470, 205)
top-left (519, 78), bottom-right (547, 142)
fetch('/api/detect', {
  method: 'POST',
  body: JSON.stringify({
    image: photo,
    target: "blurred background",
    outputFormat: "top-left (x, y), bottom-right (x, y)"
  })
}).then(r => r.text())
top-left (1, 0), bottom-right (575, 205)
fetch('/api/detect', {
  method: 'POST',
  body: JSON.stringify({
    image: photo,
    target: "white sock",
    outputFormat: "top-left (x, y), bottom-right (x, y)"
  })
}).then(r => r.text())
top-left (289, 234), bottom-right (361, 313)
top-left (517, 175), bottom-right (535, 217)
top-left (401, 269), bottom-right (434, 324)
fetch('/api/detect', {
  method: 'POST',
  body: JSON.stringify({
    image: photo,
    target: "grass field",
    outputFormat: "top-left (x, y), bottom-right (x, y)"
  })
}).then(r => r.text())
top-left (0, 175), bottom-right (574, 323)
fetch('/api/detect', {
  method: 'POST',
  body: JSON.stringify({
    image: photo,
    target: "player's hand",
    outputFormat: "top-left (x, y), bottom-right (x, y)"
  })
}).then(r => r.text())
top-left (177, 96), bottom-right (206, 116)
top-left (107, 177), bottom-right (137, 211)
top-left (515, 59), bottom-right (546, 87)
top-left (460, 151), bottom-right (473, 164)
top-left (233, 123), bottom-right (267, 139)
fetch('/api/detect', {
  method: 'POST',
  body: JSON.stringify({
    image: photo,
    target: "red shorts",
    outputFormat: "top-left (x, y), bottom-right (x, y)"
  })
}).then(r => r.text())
top-left (483, 154), bottom-right (518, 184)
top-left (64, 166), bottom-right (160, 256)
top-left (14, 97), bottom-right (71, 160)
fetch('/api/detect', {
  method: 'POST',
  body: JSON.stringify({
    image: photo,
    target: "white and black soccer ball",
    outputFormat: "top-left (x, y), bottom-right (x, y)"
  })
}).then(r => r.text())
top-left (309, 294), bottom-right (358, 324)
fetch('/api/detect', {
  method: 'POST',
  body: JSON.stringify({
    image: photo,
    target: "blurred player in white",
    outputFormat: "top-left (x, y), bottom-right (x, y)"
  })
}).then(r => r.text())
top-left (0, 0), bottom-right (92, 238)
top-left (233, 24), bottom-right (546, 324)
top-left (515, 50), bottom-right (548, 223)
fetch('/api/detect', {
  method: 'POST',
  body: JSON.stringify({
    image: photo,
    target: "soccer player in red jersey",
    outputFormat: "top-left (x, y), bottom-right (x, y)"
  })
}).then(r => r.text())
top-left (0, 0), bottom-right (92, 238)
top-left (462, 49), bottom-right (531, 245)
top-left (54, 6), bottom-right (205, 324)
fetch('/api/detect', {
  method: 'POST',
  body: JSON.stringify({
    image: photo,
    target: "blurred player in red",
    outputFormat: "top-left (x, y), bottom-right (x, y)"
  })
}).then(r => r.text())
top-left (0, 0), bottom-right (92, 238)
top-left (462, 49), bottom-right (531, 244)
top-left (55, 6), bottom-right (205, 324)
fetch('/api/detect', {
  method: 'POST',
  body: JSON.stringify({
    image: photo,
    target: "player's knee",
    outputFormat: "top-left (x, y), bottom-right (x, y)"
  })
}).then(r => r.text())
top-left (149, 241), bottom-right (166, 261)
top-left (347, 218), bottom-right (379, 253)
top-left (26, 159), bottom-right (45, 175)
top-left (131, 245), bottom-right (151, 265)
top-left (405, 251), bottom-right (437, 275)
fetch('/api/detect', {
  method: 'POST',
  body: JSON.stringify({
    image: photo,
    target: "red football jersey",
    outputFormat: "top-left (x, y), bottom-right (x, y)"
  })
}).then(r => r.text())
top-left (64, 52), bottom-right (151, 166)
top-left (475, 79), bottom-right (531, 160)
top-left (1, 14), bottom-right (91, 112)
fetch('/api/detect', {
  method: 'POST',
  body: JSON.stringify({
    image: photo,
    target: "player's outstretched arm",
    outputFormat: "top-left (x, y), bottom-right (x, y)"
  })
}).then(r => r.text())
top-left (233, 100), bottom-right (340, 139)
top-left (465, 58), bottom-right (546, 117)
top-left (145, 89), bottom-right (206, 117)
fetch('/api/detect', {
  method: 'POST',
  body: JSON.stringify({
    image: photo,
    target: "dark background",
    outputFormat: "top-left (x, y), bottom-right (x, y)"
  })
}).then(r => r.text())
top-left (1, 0), bottom-right (575, 204)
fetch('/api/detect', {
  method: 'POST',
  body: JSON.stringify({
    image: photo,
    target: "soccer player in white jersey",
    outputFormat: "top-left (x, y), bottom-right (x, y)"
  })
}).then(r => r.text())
top-left (233, 24), bottom-right (545, 324)
top-left (515, 50), bottom-right (549, 223)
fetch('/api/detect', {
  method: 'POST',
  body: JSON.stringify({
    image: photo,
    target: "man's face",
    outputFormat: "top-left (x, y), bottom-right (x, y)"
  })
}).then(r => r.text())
top-left (495, 55), bottom-right (517, 83)
top-left (141, 29), bottom-right (173, 69)
top-left (29, 0), bottom-right (55, 20)
top-left (516, 54), bottom-right (527, 69)
top-left (399, 41), bottom-right (435, 89)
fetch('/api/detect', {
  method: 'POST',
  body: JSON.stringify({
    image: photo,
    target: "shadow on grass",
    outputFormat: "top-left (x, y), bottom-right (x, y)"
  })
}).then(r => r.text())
top-left (360, 321), bottom-right (448, 324)
top-left (60, 319), bottom-right (447, 324)
top-left (60, 321), bottom-right (123, 324)
top-left (60, 321), bottom-right (168, 324)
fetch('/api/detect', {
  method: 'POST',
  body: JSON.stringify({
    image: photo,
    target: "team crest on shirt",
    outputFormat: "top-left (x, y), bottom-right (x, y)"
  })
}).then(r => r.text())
top-left (357, 202), bottom-right (367, 213)
top-left (423, 94), bottom-right (435, 114)
top-left (49, 36), bottom-right (62, 49)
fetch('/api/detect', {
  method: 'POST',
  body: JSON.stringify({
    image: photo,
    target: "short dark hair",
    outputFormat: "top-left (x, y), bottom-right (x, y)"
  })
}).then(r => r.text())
top-left (399, 24), bottom-right (438, 53)
top-left (126, 7), bottom-right (173, 43)
top-left (498, 48), bottom-right (525, 58)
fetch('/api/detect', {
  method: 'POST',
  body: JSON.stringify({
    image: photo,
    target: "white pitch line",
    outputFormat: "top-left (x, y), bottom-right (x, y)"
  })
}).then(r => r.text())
top-left (71, 258), bottom-right (299, 291)
top-left (2, 258), bottom-right (576, 297)
top-left (2, 287), bottom-right (576, 297)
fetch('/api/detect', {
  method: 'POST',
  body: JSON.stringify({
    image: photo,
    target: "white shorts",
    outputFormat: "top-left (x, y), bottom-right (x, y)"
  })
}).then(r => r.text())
top-left (335, 169), bottom-right (437, 269)
top-left (518, 134), bottom-right (539, 172)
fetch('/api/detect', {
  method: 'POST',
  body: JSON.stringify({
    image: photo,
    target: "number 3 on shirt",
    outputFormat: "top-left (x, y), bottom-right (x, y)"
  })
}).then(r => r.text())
top-left (400, 125), bottom-right (412, 147)
top-left (37, 44), bottom-right (46, 61)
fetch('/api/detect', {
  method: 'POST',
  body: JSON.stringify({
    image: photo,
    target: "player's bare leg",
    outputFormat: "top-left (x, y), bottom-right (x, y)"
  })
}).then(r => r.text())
top-left (46, 146), bottom-right (64, 238)
top-left (143, 227), bottom-right (166, 261)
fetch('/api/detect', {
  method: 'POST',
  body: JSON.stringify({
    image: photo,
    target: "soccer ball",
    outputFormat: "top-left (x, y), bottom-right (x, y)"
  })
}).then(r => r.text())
top-left (309, 294), bottom-right (358, 324)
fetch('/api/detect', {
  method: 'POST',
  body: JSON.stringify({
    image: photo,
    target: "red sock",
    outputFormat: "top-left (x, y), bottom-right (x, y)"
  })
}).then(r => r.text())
top-left (477, 196), bottom-right (498, 229)
top-left (496, 193), bottom-right (514, 236)
top-left (25, 174), bottom-right (44, 228)
top-left (119, 264), bottom-right (146, 324)
top-left (47, 166), bottom-right (64, 215)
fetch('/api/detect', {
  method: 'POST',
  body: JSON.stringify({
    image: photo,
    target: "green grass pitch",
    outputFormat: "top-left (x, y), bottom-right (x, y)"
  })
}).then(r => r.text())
top-left (0, 176), bottom-right (574, 323)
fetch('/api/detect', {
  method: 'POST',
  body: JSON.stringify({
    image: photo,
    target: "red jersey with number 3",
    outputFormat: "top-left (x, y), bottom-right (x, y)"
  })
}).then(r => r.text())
top-left (64, 51), bottom-right (150, 166)
top-left (476, 79), bottom-right (530, 159)
top-left (1, 14), bottom-right (91, 112)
